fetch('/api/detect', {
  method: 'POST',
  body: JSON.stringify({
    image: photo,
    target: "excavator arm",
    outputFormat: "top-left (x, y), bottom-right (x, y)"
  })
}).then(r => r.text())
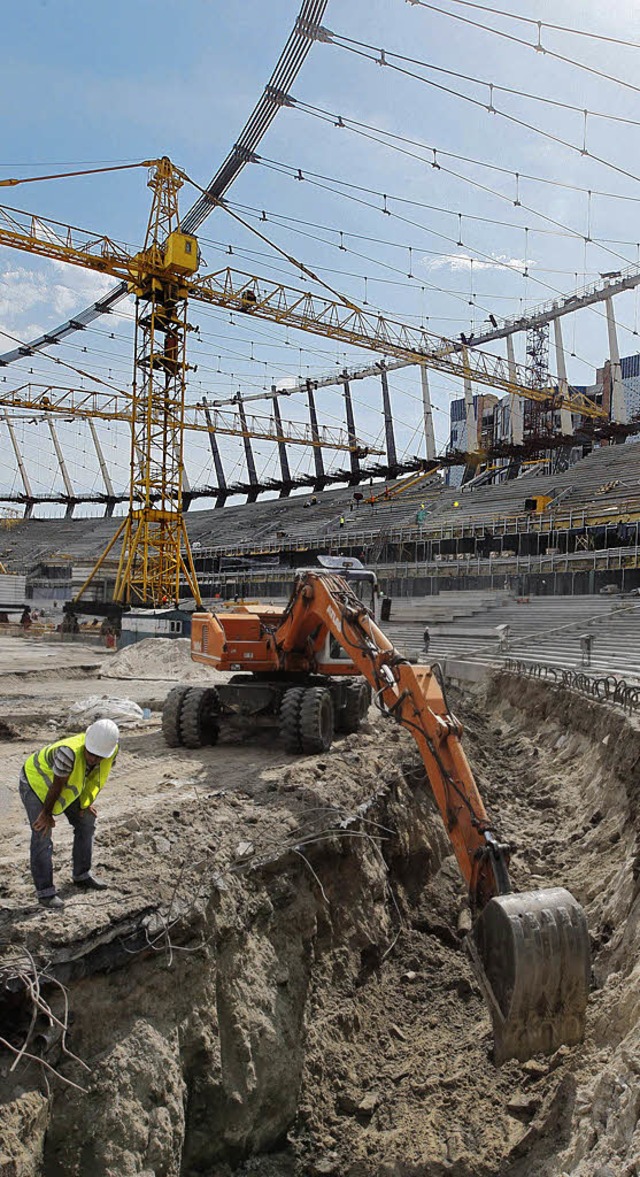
top-left (274, 570), bottom-right (591, 1062)
top-left (275, 569), bottom-right (507, 910)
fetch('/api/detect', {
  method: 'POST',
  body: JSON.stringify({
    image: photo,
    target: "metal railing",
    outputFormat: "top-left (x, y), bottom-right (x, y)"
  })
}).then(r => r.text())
top-left (503, 659), bottom-right (640, 715)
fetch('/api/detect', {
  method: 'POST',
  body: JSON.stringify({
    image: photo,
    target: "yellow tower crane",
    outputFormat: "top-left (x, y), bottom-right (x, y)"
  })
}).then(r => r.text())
top-left (0, 157), bottom-right (609, 607)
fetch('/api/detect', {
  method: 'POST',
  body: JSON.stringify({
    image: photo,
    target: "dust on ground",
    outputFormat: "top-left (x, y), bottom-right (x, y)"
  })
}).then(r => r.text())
top-left (1, 637), bottom-right (639, 1176)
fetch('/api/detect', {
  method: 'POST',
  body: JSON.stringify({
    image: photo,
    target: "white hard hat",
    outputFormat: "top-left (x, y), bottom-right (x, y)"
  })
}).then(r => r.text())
top-left (85, 718), bottom-right (119, 759)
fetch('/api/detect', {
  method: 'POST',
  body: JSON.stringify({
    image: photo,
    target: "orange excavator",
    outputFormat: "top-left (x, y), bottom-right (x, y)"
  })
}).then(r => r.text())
top-left (162, 562), bottom-right (590, 1063)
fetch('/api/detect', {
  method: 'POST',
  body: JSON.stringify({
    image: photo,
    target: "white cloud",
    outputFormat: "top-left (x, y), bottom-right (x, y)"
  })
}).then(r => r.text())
top-left (0, 256), bottom-right (116, 339)
top-left (424, 252), bottom-right (535, 275)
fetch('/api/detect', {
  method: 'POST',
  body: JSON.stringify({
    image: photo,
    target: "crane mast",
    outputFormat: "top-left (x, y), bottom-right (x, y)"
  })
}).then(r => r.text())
top-left (114, 158), bottom-right (200, 607)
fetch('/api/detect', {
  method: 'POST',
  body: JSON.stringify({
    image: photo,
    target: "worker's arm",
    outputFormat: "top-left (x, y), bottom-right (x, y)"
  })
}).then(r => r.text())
top-left (32, 774), bottom-right (68, 833)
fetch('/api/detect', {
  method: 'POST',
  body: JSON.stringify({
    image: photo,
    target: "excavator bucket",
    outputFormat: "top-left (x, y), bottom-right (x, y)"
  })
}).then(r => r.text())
top-left (468, 888), bottom-right (591, 1064)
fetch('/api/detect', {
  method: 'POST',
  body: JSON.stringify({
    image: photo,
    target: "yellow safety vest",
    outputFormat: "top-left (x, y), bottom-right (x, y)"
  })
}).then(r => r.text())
top-left (24, 732), bottom-right (118, 814)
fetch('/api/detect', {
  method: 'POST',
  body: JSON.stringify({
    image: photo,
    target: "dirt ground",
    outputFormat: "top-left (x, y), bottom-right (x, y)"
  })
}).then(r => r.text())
top-left (1, 636), bottom-right (640, 1176)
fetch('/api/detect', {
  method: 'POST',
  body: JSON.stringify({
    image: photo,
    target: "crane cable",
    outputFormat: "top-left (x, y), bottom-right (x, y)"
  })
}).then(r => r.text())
top-left (180, 167), bottom-right (361, 313)
top-left (0, 160), bottom-right (155, 190)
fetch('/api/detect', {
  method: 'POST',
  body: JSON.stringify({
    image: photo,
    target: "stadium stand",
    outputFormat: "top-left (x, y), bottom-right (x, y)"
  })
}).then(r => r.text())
top-left (1, 441), bottom-right (639, 602)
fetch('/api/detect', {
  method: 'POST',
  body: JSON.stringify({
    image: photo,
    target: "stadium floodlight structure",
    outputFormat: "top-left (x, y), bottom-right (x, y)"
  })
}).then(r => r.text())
top-left (0, 158), bottom-right (610, 608)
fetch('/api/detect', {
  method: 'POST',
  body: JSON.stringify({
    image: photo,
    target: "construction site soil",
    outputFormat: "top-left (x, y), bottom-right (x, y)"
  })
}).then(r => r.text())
top-left (1, 637), bottom-right (639, 1176)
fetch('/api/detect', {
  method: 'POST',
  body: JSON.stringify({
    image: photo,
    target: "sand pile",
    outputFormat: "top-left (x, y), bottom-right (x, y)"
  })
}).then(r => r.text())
top-left (100, 637), bottom-right (222, 682)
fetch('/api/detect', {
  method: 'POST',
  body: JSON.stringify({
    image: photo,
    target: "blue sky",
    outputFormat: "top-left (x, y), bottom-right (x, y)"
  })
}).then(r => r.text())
top-left (1, 0), bottom-right (640, 507)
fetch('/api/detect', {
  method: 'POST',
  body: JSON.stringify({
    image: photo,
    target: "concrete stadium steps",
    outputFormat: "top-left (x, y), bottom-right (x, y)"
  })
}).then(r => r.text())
top-left (384, 594), bottom-right (640, 681)
top-left (385, 590), bottom-right (510, 624)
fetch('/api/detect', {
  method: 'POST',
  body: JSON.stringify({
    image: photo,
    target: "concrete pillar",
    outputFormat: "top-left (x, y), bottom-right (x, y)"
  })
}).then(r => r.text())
top-left (506, 335), bottom-right (524, 446)
top-left (234, 393), bottom-right (259, 501)
top-left (47, 418), bottom-right (75, 516)
top-left (271, 386), bottom-right (292, 495)
top-left (462, 347), bottom-right (477, 450)
top-left (342, 371), bottom-right (361, 482)
top-left (420, 364), bottom-right (437, 461)
top-left (378, 362), bottom-right (398, 470)
top-left (306, 379), bottom-right (325, 488)
top-left (202, 396), bottom-right (228, 507)
top-left (3, 409), bottom-right (33, 502)
top-left (88, 419), bottom-right (116, 517)
top-left (553, 318), bottom-right (574, 436)
top-left (606, 297), bottom-right (628, 424)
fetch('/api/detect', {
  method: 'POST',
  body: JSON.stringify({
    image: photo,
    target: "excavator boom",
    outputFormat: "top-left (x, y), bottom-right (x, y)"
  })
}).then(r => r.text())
top-left (274, 570), bottom-right (591, 1061)
top-left (183, 568), bottom-right (591, 1061)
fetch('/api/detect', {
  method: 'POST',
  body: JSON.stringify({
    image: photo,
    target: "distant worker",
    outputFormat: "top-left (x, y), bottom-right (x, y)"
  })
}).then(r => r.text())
top-left (496, 623), bottom-right (511, 653)
top-left (19, 719), bottom-right (120, 909)
top-left (580, 632), bottom-right (594, 668)
top-left (339, 514), bottom-right (345, 529)
top-left (453, 500), bottom-right (460, 508)
top-left (20, 607), bottom-right (32, 630)
top-left (423, 625), bottom-right (431, 653)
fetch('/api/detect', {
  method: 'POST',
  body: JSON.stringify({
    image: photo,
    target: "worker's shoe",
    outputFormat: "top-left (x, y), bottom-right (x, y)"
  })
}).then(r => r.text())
top-left (39, 894), bottom-right (64, 910)
top-left (73, 873), bottom-right (108, 891)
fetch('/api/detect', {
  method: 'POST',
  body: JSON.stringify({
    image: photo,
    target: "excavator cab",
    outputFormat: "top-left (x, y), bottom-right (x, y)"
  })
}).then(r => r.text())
top-left (315, 555), bottom-right (382, 623)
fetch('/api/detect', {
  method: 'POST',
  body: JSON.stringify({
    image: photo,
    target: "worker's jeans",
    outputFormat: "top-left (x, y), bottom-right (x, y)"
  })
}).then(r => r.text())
top-left (19, 779), bottom-right (95, 898)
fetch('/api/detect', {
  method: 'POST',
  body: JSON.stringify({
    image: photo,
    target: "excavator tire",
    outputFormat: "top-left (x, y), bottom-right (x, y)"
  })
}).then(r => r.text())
top-left (300, 686), bottom-right (335, 754)
top-left (469, 887), bottom-right (591, 1064)
top-left (162, 685), bottom-right (190, 747)
top-left (179, 686), bottom-right (220, 750)
top-left (280, 686), bottom-right (306, 754)
top-left (339, 680), bottom-right (372, 734)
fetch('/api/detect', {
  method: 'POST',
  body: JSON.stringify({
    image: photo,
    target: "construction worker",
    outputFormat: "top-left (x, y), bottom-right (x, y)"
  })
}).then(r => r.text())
top-left (339, 514), bottom-right (345, 528)
top-left (19, 719), bottom-right (120, 909)
top-left (496, 623), bottom-right (511, 653)
top-left (580, 633), bottom-right (594, 668)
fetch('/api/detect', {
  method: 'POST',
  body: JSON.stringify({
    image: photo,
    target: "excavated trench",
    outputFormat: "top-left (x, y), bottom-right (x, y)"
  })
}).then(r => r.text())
top-left (1, 673), bottom-right (640, 1177)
